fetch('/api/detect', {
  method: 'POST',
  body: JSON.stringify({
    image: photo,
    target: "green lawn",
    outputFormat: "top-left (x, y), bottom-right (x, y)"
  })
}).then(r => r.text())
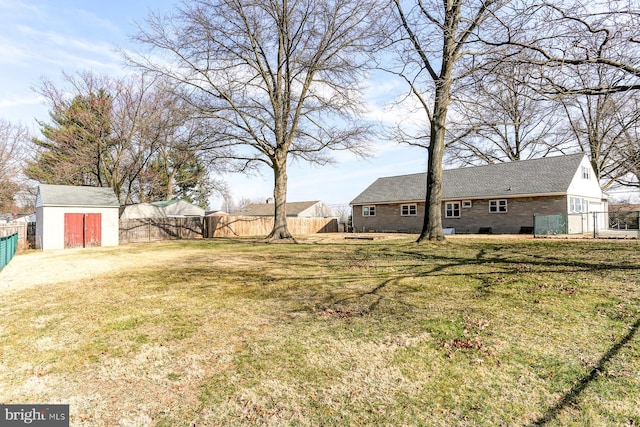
top-left (0, 237), bottom-right (639, 426)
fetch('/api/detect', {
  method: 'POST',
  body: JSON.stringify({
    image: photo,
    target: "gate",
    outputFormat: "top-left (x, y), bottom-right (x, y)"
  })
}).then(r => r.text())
top-left (533, 214), bottom-right (567, 236)
top-left (64, 213), bottom-right (102, 248)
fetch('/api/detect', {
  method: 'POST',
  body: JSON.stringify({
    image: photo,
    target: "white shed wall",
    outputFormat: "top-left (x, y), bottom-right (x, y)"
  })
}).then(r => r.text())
top-left (35, 206), bottom-right (44, 250)
top-left (38, 206), bottom-right (119, 251)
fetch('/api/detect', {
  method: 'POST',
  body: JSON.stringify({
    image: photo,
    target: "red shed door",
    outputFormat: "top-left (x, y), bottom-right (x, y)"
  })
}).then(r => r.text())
top-left (64, 213), bottom-right (85, 249)
top-left (84, 213), bottom-right (102, 247)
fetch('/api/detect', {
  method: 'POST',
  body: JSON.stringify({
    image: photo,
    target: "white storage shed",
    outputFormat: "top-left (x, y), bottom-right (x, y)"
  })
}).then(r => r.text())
top-left (35, 184), bottom-right (120, 250)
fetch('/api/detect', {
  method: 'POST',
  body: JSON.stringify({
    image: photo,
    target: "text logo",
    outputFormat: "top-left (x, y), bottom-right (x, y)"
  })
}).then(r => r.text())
top-left (1, 405), bottom-right (69, 426)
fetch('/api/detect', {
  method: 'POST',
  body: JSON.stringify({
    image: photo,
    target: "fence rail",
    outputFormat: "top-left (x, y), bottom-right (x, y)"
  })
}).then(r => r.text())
top-left (0, 233), bottom-right (18, 271)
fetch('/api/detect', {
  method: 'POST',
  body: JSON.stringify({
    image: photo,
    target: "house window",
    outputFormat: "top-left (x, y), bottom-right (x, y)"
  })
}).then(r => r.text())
top-left (363, 206), bottom-right (376, 217)
top-left (489, 199), bottom-right (507, 213)
top-left (462, 200), bottom-right (472, 208)
top-left (401, 204), bottom-right (417, 216)
top-left (570, 197), bottom-right (586, 213)
top-left (582, 166), bottom-right (590, 180)
top-left (445, 202), bottom-right (461, 218)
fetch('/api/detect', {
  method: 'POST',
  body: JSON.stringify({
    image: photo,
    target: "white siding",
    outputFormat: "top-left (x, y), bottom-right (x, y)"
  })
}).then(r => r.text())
top-left (566, 156), bottom-right (607, 214)
top-left (35, 206), bottom-right (44, 249)
top-left (566, 157), bottom-right (604, 199)
top-left (38, 206), bottom-right (119, 251)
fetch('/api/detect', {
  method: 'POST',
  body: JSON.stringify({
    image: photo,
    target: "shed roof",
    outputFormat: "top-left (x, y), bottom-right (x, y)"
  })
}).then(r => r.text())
top-left (38, 184), bottom-right (120, 207)
top-left (232, 201), bottom-right (322, 217)
top-left (351, 154), bottom-right (587, 205)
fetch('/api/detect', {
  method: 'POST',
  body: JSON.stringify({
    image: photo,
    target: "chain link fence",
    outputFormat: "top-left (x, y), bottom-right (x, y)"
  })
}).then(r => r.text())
top-left (0, 233), bottom-right (18, 271)
top-left (534, 211), bottom-right (640, 238)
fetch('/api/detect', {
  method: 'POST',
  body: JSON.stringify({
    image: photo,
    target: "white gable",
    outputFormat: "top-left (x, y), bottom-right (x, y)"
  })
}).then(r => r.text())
top-left (566, 156), bottom-right (606, 199)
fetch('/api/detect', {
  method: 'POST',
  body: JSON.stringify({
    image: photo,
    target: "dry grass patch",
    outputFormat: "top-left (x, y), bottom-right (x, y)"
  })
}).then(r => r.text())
top-left (0, 238), bottom-right (639, 426)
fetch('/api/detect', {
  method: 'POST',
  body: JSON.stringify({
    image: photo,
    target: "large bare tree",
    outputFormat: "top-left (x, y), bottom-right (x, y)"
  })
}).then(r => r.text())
top-left (557, 68), bottom-right (640, 190)
top-left (504, 1), bottom-right (640, 95)
top-left (115, 78), bottom-right (215, 206)
top-left (0, 119), bottom-right (30, 212)
top-left (387, 0), bottom-right (512, 242)
top-left (446, 61), bottom-right (568, 166)
top-left (498, 1), bottom-right (640, 196)
top-left (127, 0), bottom-right (378, 241)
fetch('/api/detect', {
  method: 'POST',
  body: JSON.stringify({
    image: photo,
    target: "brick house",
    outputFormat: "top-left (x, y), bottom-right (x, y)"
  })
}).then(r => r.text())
top-left (350, 154), bottom-right (608, 234)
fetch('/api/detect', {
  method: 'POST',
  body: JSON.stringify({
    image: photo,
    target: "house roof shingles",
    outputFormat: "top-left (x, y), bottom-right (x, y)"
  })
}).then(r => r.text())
top-left (351, 154), bottom-right (587, 205)
top-left (38, 184), bottom-right (120, 207)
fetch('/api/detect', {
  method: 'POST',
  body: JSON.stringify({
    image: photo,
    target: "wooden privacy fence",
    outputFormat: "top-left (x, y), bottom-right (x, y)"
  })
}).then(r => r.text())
top-left (0, 223), bottom-right (31, 249)
top-left (119, 216), bottom-right (339, 242)
top-left (0, 223), bottom-right (27, 239)
top-left (119, 218), bottom-right (205, 243)
top-left (204, 215), bottom-right (338, 237)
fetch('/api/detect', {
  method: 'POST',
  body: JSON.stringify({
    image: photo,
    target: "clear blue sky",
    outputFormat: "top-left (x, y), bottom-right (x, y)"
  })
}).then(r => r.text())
top-left (0, 0), bottom-right (430, 209)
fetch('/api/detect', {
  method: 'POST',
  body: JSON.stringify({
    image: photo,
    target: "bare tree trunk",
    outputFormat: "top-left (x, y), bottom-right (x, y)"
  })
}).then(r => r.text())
top-left (166, 169), bottom-right (175, 201)
top-left (418, 83), bottom-right (448, 242)
top-left (266, 151), bottom-right (294, 241)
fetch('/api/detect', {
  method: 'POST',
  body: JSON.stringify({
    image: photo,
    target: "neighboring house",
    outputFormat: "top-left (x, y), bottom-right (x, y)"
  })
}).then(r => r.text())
top-left (0, 214), bottom-right (14, 224)
top-left (0, 213), bottom-right (34, 224)
top-left (120, 200), bottom-right (205, 219)
top-left (609, 203), bottom-right (640, 212)
top-left (36, 184), bottom-right (120, 250)
top-left (119, 203), bottom-right (167, 220)
top-left (350, 154), bottom-right (608, 234)
top-left (13, 213), bottom-right (36, 223)
top-left (205, 210), bottom-right (228, 216)
top-left (608, 203), bottom-right (640, 230)
top-left (232, 200), bottom-right (339, 218)
top-left (151, 199), bottom-right (205, 217)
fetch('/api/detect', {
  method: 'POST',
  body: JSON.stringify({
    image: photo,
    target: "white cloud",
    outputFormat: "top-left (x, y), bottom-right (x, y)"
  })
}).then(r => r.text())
top-left (0, 95), bottom-right (43, 109)
top-left (0, 41), bottom-right (30, 66)
top-left (0, 0), bottom-right (43, 17)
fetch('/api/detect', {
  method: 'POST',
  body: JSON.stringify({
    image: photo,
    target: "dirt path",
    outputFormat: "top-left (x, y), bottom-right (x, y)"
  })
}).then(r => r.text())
top-left (1, 249), bottom-right (110, 292)
top-left (0, 245), bottom-right (178, 293)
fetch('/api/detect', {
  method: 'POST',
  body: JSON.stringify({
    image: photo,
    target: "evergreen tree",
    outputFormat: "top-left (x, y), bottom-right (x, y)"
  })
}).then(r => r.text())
top-left (25, 90), bottom-right (115, 188)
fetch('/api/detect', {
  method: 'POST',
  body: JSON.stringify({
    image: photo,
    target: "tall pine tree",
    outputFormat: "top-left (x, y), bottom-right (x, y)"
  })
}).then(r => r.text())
top-left (26, 89), bottom-right (115, 188)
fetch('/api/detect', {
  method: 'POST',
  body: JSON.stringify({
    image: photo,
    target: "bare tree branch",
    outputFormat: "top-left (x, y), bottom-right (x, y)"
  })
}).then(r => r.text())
top-left (126, 0), bottom-right (380, 240)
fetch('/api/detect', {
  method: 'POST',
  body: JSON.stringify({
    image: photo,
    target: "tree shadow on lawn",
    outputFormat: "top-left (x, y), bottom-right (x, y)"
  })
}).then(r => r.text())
top-left (239, 243), bottom-right (639, 317)
top-left (315, 247), bottom-right (640, 424)
top-left (397, 247), bottom-right (640, 276)
top-left (158, 242), bottom-right (639, 418)
top-left (530, 316), bottom-right (640, 426)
